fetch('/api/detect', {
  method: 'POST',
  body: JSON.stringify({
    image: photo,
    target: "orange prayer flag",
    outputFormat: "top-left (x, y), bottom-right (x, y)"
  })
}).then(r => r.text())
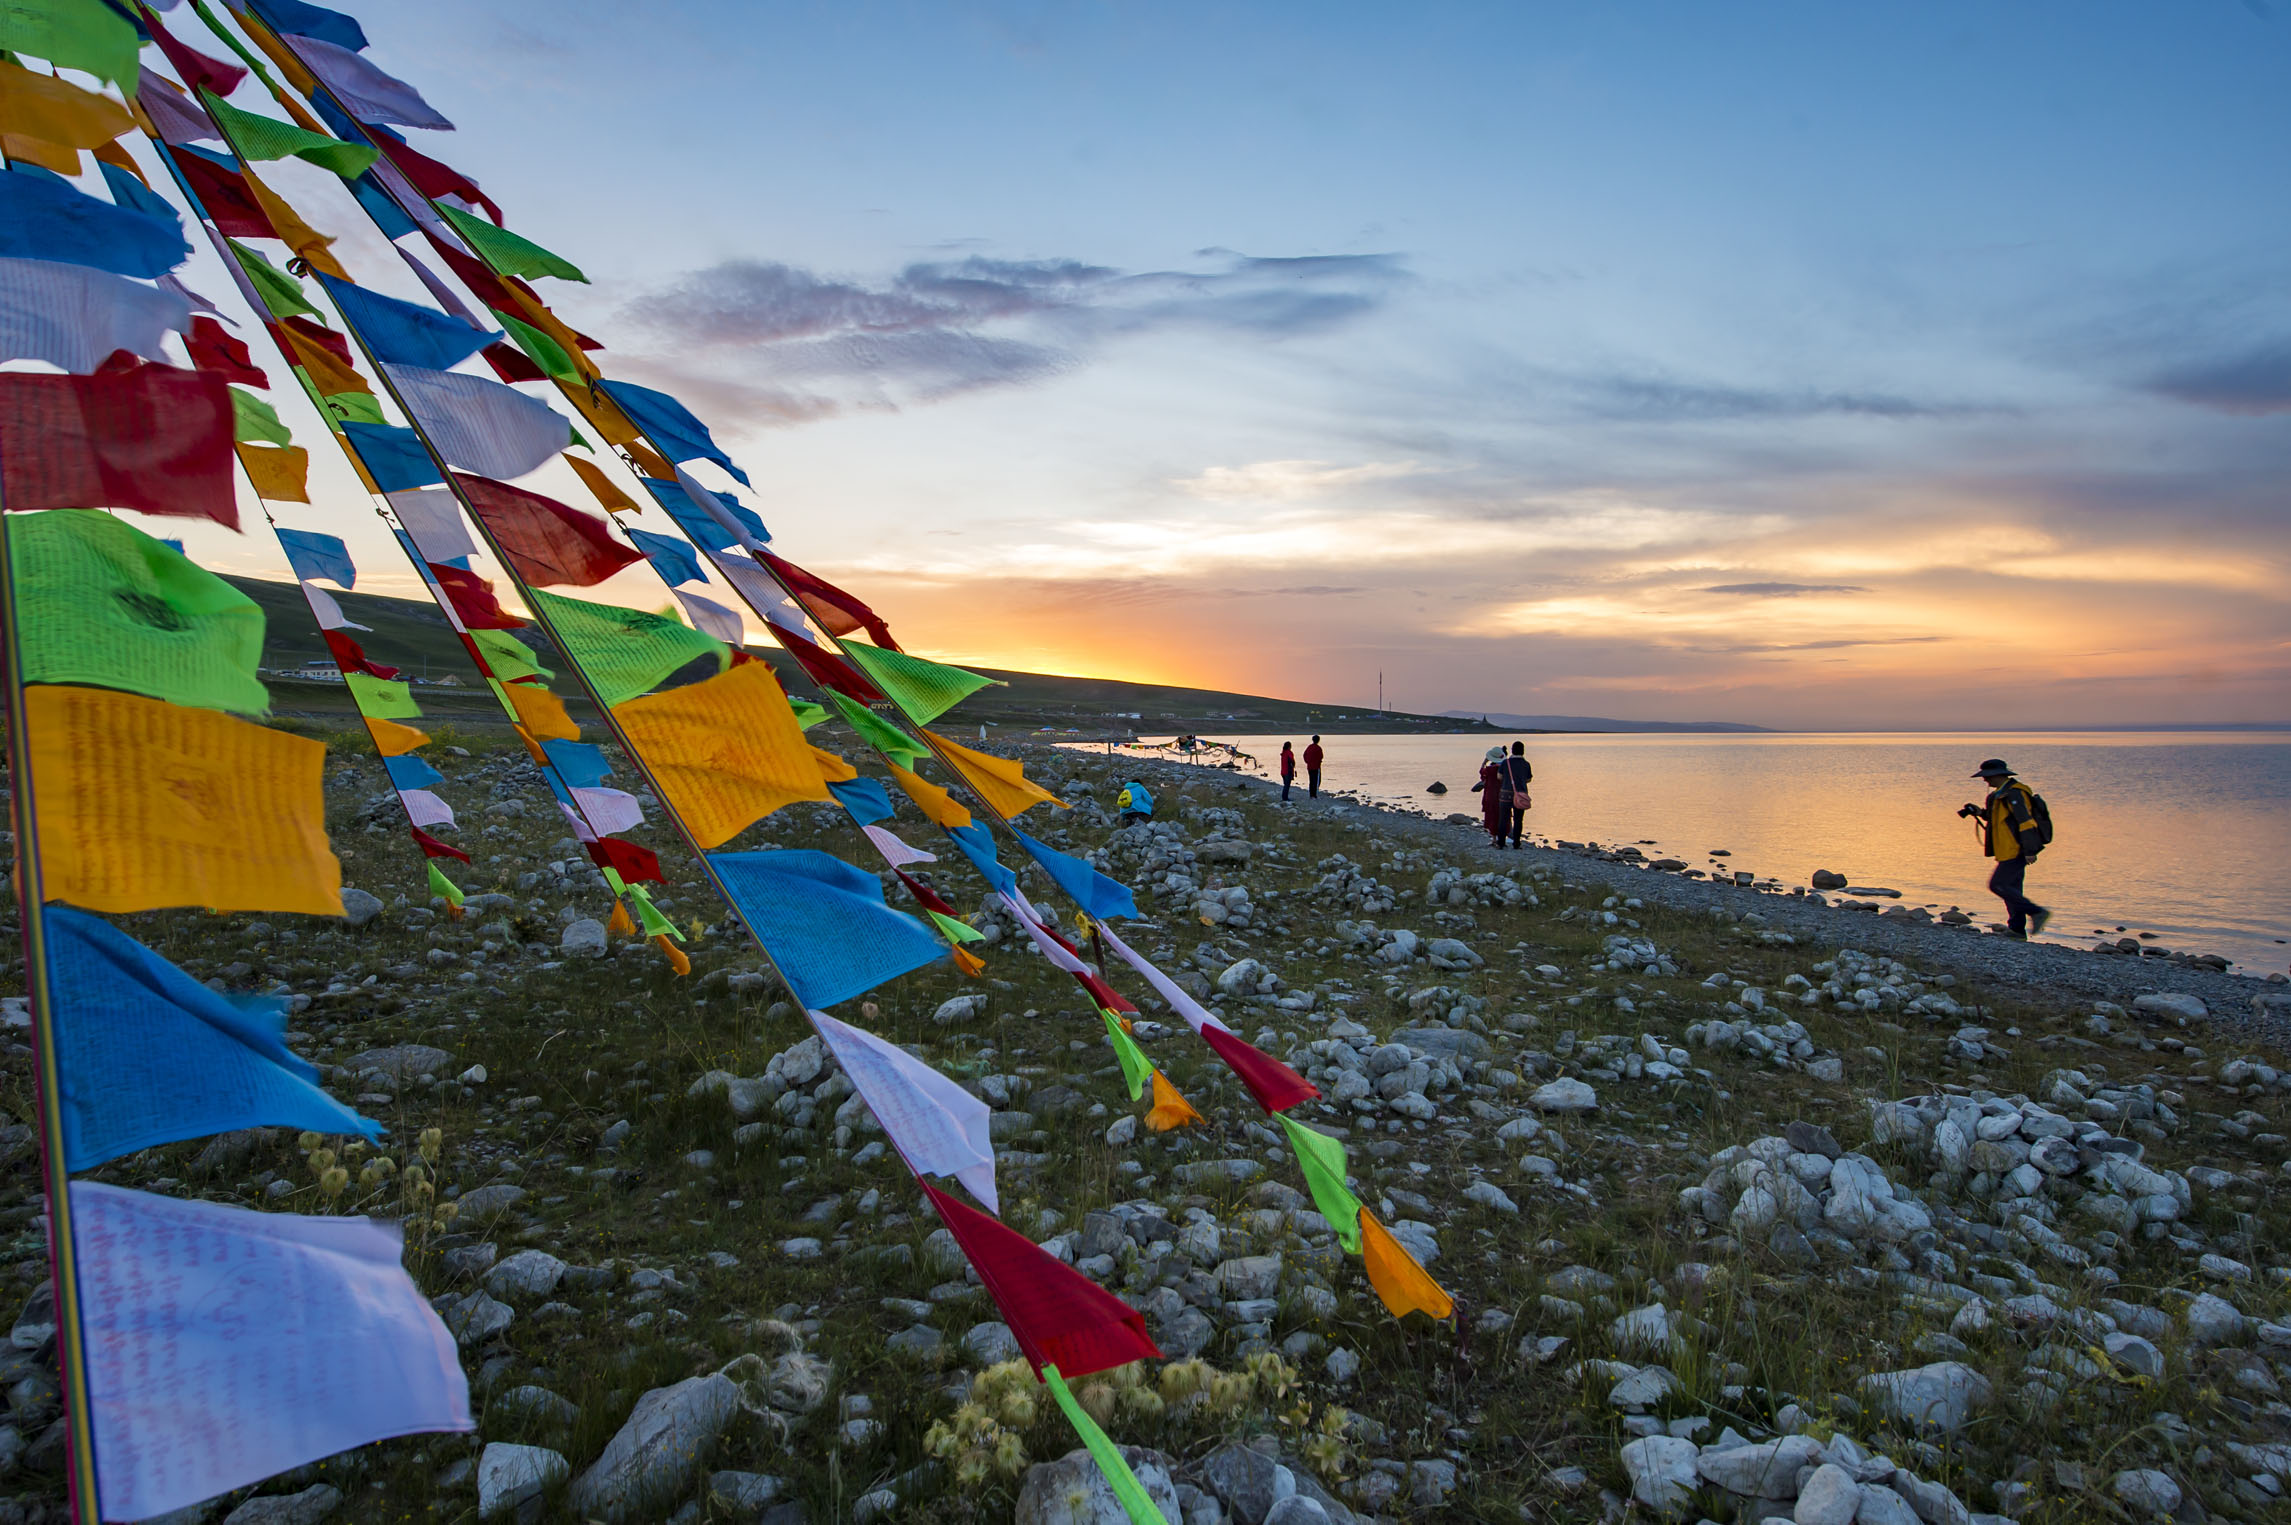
top-left (923, 729), bottom-right (1064, 817)
top-left (606, 901), bottom-right (635, 937)
top-left (885, 758), bottom-right (971, 830)
top-left (364, 715), bottom-right (429, 757)
top-left (235, 443), bottom-right (310, 502)
top-left (240, 159), bottom-right (345, 279)
top-left (0, 58), bottom-right (134, 151)
top-left (1359, 1207), bottom-right (1454, 1321)
top-left (505, 682), bottom-right (580, 742)
top-left (279, 323), bottom-right (369, 399)
top-left (1145, 1070), bottom-right (1205, 1132)
top-left (610, 660), bottom-right (826, 849)
top-left (566, 454), bottom-right (638, 515)
top-left (624, 438), bottom-right (676, 480)
top-left (1, 134), bottom-right (80, 175)
top-left (652, 933), bottom-right (691, 975)
top-left (811, 745), bottom-right (857, 784)
top-left (950, 944), bottom-right (987, 978)
top-left (28, 685), bottom-right (342, 917)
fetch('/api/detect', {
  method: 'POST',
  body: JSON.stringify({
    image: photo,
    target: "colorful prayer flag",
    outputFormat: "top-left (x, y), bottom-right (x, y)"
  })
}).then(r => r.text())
top-left (342, 421), bottom-right (444, 492)
top-left (1040, 1367), bottom-right (1170, 1525)
top-left (230, 238), bottom-right (320, 319)
top-left (627, 526), bottom-right (707, 586)
top-left (811, 1009), bottom-right (998, 1211)
top-left (859, 824), bottom-right (936, 867)
top-left (944, 823), bottom-right (1017, 894)
top-left (566, 453), bottom-right (638, 515)
top-left (457, 473), bottom-right (640, 588)
top-left (1013, 830), bottom-right (1137, 920)
top-left (1145, 1071), bottom-right (1204, 1132)
top-left (386, 487), bottom-right (478, 563)
top-left (827, 689), bottom-right (929, 769)
top-left (825, 775), bottom-right (895, 825)
top-left (1276, 1114), bottom-right (1363, 1253)
top-left (612, 661), bottom-right (826, 847)
top-left (236, 443), bottom-right (311, 502)
top-left (316, 274), bottom-right (496, 370)
top-left (599, 379), bottom-right (748, 483)
top-left (344, 671), bottom-right (419, 717)
top-left (27, 684), bottom-right (341, 916)
top-left (206, 96), bottom-right (378, 177)
top-left (531, 590), bottom-right (726, 707)
top-left (382, 754), bottom-right (442, 791)
top-left (428, 562), bottom-right (524, 629)
top-left (189, 315), bottom-right (267, 386)
top-left (246, 0), bottom-right (369, 56)
top-left (382, 363), bottom-right (572, 480)
top-left (1198, 1025), bottom-right (1318, 1115)
top-left (366, 716), bottom-right (429, 756)
top-left (763, 551), bottom-right (895, 648)
top-left (277, 528), bottom-right (354, 587)
top-left (230, 385), bottom-right (292, 445)
top-left (437, 204), bottom-right (585, 283)
top-left (0, 56), bottom-right (132, 151)
top-left (504, 681), bottom-right (578, 742)
top-left (586, 835), bottom-right (661, 884)
top-left (1102, 1012), bottom-right (1153, 1101)
top-left (0, 255), bottom-right (193, 375)
top-left (920, 1183), bottom-right (1158, 1378)
top-left (927, 730), bottom-right (1065, 817)
top-left (1359, 1207), bottom-right (1454, 1321)
top-left (295, 34), bottom-right (455, 130)
top-left (887, 759), bottom-right (972, 830)
top-left (839, 639), bottom-right (998, 723)
top-left (0, 0), bottom-right (140, 97)
top-left (673, 588), bottom-right (744, 646)
top-left (0, 364), bottom-right (236, 526)
top-left (705, 849), bottom-right (947, 1008)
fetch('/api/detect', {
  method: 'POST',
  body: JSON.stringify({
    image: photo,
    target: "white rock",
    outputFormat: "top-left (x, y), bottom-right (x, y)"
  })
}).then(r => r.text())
top-left (1794, 1463), bottom-right (1860, 1525)
top-left (1696, 1436), bottom-right (1823, 1496)
top-left (2186, 1292), bottom-right (2248, 1346)
top-left (2110, 1469), bottom-right (2182, 1517)
top-left (560, 918), bottom-right (609, 957)
top-left (1462, 1181), bottom-right (1519, 1215)
top-left (479, 1443), bottom-right (568, 1520)
top-left (2132, 993), bottom-right (2206, 1022)
top-left (2104, 1332), bottom-right (2163, 1379)
top-left (1859, 1362), bottom-right (1992, 1433)
top-left (1531, 1078), bottom-right (1598, 1114)
top-left (1619, 1435), bottom-right (1699, 1518)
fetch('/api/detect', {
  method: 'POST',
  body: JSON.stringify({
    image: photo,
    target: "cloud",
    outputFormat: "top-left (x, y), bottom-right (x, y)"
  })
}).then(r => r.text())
top-left (1700, 582), bottom-right (1871, 596)
top-left (2147, 338), bottom-right (2291, 414)
top-left (1174, 459), bottom-right (1423, 502)
top-left (623, 250), bottom-right (1406, 418)
top-left (1573, 375), bottom-right (1983, 423)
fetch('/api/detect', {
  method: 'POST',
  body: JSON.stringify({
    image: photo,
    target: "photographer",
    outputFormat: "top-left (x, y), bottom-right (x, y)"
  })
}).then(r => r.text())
top-left (1959, 758), bottom-right (2052, 940)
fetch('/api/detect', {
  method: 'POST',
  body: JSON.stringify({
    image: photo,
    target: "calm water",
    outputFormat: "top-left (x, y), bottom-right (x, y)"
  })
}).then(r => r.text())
top-left (1117, 732), bottom-right (2291, 975)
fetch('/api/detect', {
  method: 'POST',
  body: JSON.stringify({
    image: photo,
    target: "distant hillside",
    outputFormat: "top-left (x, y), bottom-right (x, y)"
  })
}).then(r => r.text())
top-left (1443, 709), bottom-right (1771, 734)
top-left (230, 576), bottom-right (1492, 734)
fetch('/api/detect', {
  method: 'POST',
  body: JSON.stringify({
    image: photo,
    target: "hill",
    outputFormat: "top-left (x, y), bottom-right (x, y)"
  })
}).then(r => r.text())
top-left (1443, 708), bottom-right (1771, 734)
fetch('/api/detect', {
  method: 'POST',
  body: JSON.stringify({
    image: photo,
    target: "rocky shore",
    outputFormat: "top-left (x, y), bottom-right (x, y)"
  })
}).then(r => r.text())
top-left (0, 731), bottom-right (2284, 1524)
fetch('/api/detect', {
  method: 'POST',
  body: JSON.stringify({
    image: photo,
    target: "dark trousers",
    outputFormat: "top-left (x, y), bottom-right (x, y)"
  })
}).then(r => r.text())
top-left (1281, 775), bottom-right (1292, 800)
top-left (1307, 769), bottom-right (1320, 798)
top-left (1505, 806), bottom-right (1525, 844)
top-left (1988, 855), bottom-right (2043, 934)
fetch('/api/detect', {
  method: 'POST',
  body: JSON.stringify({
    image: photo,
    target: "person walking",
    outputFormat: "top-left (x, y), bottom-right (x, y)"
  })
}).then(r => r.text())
top-left (1303, 735), bottom-right (1324, 798)
top-left (1279, 742), bottom-right (1297, 802)
top-left (1499, 740), bottom-right (1533, 847)
top-left (1469, 746), bottom-right (1506, 846)
top-left (1959, 758), bottom-right (2052, 939)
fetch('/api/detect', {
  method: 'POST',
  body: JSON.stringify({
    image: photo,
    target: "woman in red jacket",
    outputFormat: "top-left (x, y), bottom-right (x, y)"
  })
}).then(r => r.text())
top-left (1279, 741), bottom-right (1297, 801)
top-left (1469, 746), bottom-right (1506, 846)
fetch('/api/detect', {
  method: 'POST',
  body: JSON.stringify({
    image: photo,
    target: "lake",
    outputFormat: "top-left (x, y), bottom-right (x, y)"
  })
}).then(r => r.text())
top-left (1105, 731), bottom-right (2291, 977)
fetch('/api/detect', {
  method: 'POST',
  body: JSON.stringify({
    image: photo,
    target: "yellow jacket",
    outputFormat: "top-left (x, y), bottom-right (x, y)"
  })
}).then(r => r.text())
top-left (1986, 781), bottom-right (2044, 862)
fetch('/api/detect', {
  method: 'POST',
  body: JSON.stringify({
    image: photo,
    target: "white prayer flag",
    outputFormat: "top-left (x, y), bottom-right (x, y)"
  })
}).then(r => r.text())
top-left (301, 581), bottom-right (368, 632)
top-left (556, 801), bottom-right (596, 842)
top-left (399, 788), bottom-right (454, 829)
top-left (1001, 892), bottom-right (1091, 976)
top-left (673, 588), bottom-right (744, 647)
top-left (0, 258), bottom-right (194, 375)
top-left (74, 1182), bottom-right (470, 1520)
top-left (383, 364), bottom-right (570, 481)
top-left (675, 463), bottom-right (767, 550)
top-left (712, 556), bottom-right (815, 640)
top-left (159, 275), bottom-right (229, 321)
top-left (1095, 920), bottom-right (1229, 1036)
top-left (860, 825), bottom-right (936, 868)
top-left (569, 786), bottom-right (643, 836)
top-left (137, 70), bottom-right (217, 144)
top-left (294, 36), bottom-right (456, 131)
top-left (388, 488), bottom-right (479, 564)
top-left (809, 1011), bottom-right (998, 1213)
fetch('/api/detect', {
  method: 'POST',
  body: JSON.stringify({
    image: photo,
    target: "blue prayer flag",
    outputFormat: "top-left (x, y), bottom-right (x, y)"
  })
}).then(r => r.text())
top-left (1014, 830), bottom-right (1138, 921)
top-left (600, 380), bottom-right (750, 485)
top-left (41, 907), bottom-right (380, 1170)
top-left (945, 824), bottom-right (1018, 897)
top-left (0, 167), bottom-right (190, 279)
top-left (248, 0), bottom-right (369, 51)
top-left (639, 476), bottom-right (769, 551)
top-left (277, 529), bottom-right (355, 588)
top-left (706, 850), bottom-right (946, 1010)
top-left (541, 739), bottom-right (612, 789)
top-left (626, 527), bottom-right (707, 586)
top-left (348, 170), bottom-right (419, 240)
top-left (98, 162), bottom-right (178, 226)
top-left (826, 776), bottom-right (894, 826)
top-left (315, 275), bottom-right (499, 372)
top-left (158, 539), bottom-right (183, 554)
top-left (342, 421), bottom-right (444, 491)
top-left (383, 754), bottom-right (442, 790)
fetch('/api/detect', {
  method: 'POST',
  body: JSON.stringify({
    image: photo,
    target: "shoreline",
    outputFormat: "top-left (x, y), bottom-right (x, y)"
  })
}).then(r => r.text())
top-left (1058, 744), bottom-right (2291, 1052)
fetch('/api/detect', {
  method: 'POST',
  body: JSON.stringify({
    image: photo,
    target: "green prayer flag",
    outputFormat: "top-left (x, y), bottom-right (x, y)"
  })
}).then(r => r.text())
top-left (492, 309), bottom-right (580, 381)
top-left (568, 425), bottom-right (591, 451)
top-left (438, 204), bottom-right (587, 284)
top-left (826, 689), bottom-right (929, 769)
top-left (1277, 1113), bottom-right (1363, 1253)
top-left (1102, 1012), bottom-right (1153, 1102)
top-left (629, 884), bottom-right (681, 941)
top-left (1041, 1367), bottom-right (1167, 1525)
top-left (345, 670), bottom-right (420, 718)
top-left (324, 391), bottom-right (387, 426)
top-left (0, 0), bottom-right (139, 93)
top-left (426, 862), bottom-right (464, 906)
top-left (229, 239), bottom-right (320, 319)
top-left (207, 96), bottom-right (378, 177)
top-left (927, 909), bottom-right (984, 946)
top-left (6, 509), bottom-right (267, 715)
top-left (530, 589), bottom-right (728, 708)
top-left (600, 866), bottom-right (629, 896)
top-left (789, 697), bottom-right (828, 731)
top-left (230, 387), bottom-right (292, 446)
top-left (472, 627), bottom-right (551, 683)
top-left (840, 639), bottom-right (1000, 725)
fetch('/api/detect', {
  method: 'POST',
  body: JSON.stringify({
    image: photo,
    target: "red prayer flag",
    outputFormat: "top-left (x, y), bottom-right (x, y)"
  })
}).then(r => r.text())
top-left (150, 20), bottom-right (248, 96)
top-left (920, 1182), bottom-right (1159, 1379)
top-left (427, 562), bottom-right (525, 629)
top-left (587, 836), bottom-right (662, 884)
top-left (895, 869), bottom-right (955, 917)
top-left (185, 316), bottom-right (267, 388)
top-left (1077, 968), bottom-right (1137, 1017)
top-left (173, 150), bottom-right (274, 241)
top-left (1199, 1025), bottom-right (1319, 1115)
top-left (374, 136), bottom-right (503, 223)
top-left (422, 234), bottom-right (519, 313)
top-left (323, 629), bottom-right (400, 680)
top-left (410, 826), bottom-right (469, 862)
top-left (454, 473), bottom-right (641, 588)
top-left (0, 365), bottom-right (236, 527)
top-left (762, 551), bottom-right (899, 650)
top-left (771, 625), bottom-right (885, 705)
top-left (281, 317), bottom-right (355, 368)
top-left (481, 343), bottom-right (546, 384)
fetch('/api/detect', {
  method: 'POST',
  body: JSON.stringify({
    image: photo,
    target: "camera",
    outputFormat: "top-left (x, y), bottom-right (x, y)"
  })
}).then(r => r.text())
top-left (1956, 803), bottom-right (1982, 820)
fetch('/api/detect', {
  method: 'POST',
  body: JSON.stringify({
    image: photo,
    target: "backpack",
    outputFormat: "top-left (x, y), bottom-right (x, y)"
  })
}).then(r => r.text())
top-left (2025, 787), bottom-right (2053, 846)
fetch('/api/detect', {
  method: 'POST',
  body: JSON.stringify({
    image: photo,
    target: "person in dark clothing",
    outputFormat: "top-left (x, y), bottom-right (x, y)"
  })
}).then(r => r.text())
top-left (1959, 758), bottom-right (2051, 939)
top-left (1279, 742), bottom-right (1297, 801)
top-left (1469, 746), bottom-right (1506, 846)
top-left (1499, 741), bottom-right (1533, 847)
top-left (1303, 735), bottom-right (1324, 798)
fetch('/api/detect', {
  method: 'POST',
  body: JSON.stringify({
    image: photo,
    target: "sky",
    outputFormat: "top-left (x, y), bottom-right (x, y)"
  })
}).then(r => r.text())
top-left (172, 0), bottom-right (2291, 729)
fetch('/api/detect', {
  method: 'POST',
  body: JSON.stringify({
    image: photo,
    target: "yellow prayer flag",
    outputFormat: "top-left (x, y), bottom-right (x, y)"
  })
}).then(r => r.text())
top-left (923, 729), bottom-right (1065, 817)
top-left (363, 716), bottom-right (429, 757)
top-left (1, 133), bottom-right (79, 175)
top-left (280, 325), bottom-right (368, 399)
top-left (505, 682), bottom-right (579, 742)
top-left (610, 660), bottom-right (826, 849)
top-left (240, 159), bottom-right (345, 280)
top-left (885, 758), bottom-right (971, 830)
top-left (1359, 1207), bottom-right (1454, 1321)
top-left (950, 944), bottom-right (986, 978)
top-left (565, 454), bottom-right (638, 515)
top-left (28, 685), bottom-right (341, 917)
top-left (0, 58), bottom-right (131, 151)
top-left (811, 745), bottom-right (857, 784)
top-left (235, 443), bottom-right (310, 503)
top-left (1145, 1070), bottom-right (1205, 1132)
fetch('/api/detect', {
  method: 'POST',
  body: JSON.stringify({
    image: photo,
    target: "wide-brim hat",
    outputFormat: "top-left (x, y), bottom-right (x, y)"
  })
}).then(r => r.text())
top-left (1971, 758), bottom-right (2012, 778)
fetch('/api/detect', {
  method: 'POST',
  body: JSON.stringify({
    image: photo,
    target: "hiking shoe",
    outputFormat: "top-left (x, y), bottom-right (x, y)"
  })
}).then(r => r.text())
top-left (2001, 929), bottom-right (2028, 941)
top-left (2029, 907), bottom-right (2052, 936)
